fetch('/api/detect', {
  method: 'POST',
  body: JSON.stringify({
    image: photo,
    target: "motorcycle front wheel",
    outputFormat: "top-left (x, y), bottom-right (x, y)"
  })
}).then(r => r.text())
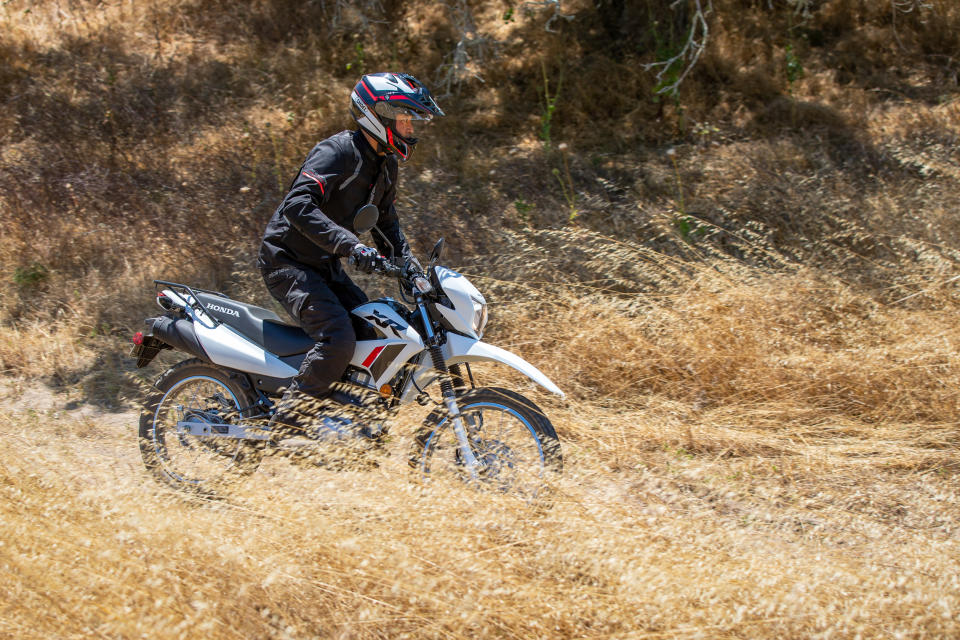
top-left (138, 359), bottom-right (263, 494)
top-left (410, 387), bottom-right (563, 499)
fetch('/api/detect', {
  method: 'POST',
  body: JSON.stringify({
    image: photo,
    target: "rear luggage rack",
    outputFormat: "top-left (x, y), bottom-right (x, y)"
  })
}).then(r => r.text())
top-left (154, 280), bottom-right (230, 326)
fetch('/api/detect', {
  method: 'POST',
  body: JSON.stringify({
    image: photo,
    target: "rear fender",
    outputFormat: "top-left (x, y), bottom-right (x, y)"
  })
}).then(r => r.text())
top-left (130, 331), bottom-right (170, 368)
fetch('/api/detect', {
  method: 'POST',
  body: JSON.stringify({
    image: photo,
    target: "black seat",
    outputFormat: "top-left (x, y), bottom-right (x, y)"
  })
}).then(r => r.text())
top-left (195, 293), bottom-right (315, 356)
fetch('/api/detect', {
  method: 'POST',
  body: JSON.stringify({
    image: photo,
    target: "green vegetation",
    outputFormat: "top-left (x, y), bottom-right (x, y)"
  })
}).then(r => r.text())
top-left (346, 41), bottom-right (365, 74)
top-left (538, 59), bottom-right (562, 148)
top-left (12, 263), bottom-right (49, 289)
top-left (785, 43), bottom-right (804, 90)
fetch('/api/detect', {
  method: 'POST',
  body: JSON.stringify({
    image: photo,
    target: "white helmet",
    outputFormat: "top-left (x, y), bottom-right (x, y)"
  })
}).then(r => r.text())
top-left (349, 72), bottom-right (445, 161)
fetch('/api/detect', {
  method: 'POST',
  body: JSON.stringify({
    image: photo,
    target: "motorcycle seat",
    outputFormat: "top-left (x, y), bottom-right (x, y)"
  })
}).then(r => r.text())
top-left (194, 293), bottom-right (315, 356)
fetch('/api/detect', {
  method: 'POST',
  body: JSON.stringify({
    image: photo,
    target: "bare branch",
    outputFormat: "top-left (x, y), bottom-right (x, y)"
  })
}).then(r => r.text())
top-left (435, 0), bottom-right (491, 96)
top-left (523, 0), bottom-right (575, 33)
top-left (786, 0), bottom-right (815, 18)
top-left (320, 0), bottom-right (386, 35)
top-left (891, 0), bottom-right (933, 52)
top-left (643, 0), bottom-right (713, 96)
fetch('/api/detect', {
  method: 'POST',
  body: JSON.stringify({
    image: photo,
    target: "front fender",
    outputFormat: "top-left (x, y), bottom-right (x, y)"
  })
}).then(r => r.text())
top-left (442, 333), bottom-right (564, 397)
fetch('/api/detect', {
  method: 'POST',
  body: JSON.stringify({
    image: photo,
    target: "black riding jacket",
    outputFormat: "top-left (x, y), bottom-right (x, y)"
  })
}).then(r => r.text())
top-left (258, 129), bottom-right (410, 273)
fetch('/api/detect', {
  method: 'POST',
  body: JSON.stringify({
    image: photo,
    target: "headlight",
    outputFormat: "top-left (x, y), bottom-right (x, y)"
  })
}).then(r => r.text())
top-left (471, 298), bottom-right (488, 337)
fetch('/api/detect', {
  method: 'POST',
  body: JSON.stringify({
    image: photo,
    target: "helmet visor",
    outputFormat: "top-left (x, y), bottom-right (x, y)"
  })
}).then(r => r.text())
top-left (374, 101), bottom-right (433, 139)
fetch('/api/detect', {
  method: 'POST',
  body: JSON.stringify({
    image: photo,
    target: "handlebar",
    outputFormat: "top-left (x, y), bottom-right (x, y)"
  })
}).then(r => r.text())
top-left (373, 256), bottom-right (434, 298)
top-left (375, 259), bottom-right (404, 278)
top-left (348, 252), bottom-right (409, 277)
top-left (349, 252), bottom-right (429, 297)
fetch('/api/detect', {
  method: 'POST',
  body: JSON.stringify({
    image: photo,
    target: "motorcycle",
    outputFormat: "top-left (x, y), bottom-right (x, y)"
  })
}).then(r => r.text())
top-left (131, 209), bottom-right (563, 498)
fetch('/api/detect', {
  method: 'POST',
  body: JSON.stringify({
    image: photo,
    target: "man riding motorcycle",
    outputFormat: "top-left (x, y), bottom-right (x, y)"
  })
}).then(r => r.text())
top-left (257, 72), bottom-right (445, 432)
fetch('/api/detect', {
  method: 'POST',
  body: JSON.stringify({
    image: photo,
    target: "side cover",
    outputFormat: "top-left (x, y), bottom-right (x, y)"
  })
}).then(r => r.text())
top-left (349, 300), bottom-right (425, 389)
top-left (162, 289), bottom-right (299, 379)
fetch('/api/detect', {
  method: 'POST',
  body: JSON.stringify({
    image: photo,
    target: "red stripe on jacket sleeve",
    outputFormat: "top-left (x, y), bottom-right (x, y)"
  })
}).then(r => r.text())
top-left (301, 171), bottom-right (325, 194)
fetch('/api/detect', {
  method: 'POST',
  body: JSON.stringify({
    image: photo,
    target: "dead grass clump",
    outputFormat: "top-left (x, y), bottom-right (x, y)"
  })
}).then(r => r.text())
top-left (0, 321), bottom-right (93, 380)
top-left (489, 262), bottom-right (960, 428)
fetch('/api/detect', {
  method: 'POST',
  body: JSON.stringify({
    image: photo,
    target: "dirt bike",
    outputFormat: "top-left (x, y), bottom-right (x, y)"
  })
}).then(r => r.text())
top-left (131, 214), bottom-right (563, 499)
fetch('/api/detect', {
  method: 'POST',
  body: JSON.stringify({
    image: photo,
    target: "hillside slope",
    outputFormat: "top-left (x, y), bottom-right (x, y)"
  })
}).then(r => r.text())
top-left (1, 1), bottom-right (959, 637)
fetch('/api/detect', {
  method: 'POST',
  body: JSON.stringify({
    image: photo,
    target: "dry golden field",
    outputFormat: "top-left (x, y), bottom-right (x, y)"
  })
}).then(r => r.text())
top-left (2, 0), bottom-right (960, 638)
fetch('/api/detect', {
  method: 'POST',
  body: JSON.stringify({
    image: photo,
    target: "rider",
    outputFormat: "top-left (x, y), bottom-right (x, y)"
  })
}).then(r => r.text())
top-left (258, 72), bottom-right (445, 431)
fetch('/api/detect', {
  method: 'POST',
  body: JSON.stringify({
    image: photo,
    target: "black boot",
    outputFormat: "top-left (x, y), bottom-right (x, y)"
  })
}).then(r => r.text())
top-left (324, 387), bottom-right (389, 440)
top-left (268, 387), bottom-right (323, 437)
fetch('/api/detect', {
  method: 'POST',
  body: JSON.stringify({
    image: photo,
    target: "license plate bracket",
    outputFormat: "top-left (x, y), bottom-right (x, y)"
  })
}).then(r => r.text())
top-left (130, 334), bottom-right (169, 368)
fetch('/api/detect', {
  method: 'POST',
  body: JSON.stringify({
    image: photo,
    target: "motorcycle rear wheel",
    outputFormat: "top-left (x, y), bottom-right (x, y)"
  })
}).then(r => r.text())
top-left (410, 387), bottom-right (562, 500)
top-left (138, 359), bottom-right (263, 494)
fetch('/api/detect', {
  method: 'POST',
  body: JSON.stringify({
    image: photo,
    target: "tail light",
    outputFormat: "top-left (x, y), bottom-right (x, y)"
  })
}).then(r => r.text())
top-left (157, 291), bottom-right (180, 312)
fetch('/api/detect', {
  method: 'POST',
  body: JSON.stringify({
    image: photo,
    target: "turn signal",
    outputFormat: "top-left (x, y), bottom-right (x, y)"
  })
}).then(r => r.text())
top-left (379, 384), bottom-right (392, 397)
top-left (132, 332), bottom-right (144, 346)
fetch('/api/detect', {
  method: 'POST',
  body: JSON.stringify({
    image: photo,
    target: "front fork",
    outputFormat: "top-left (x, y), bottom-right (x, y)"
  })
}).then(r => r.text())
top-left (417, 298), bottom-right (481, 479)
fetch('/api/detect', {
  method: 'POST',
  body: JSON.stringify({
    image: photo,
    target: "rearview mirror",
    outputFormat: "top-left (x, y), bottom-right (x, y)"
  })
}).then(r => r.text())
top-left (429, 238), bottom-right (445, 266)
top-left (353, 204), bottom-right (379, 235)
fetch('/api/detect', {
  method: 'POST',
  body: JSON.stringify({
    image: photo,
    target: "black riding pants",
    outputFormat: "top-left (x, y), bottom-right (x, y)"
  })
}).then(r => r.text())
top-left (262, 261), bottom-right (367, 399)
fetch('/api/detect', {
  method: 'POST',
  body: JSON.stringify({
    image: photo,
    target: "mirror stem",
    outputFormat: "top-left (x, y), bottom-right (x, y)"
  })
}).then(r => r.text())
top-left (372, 226), bottom-right (395, 259)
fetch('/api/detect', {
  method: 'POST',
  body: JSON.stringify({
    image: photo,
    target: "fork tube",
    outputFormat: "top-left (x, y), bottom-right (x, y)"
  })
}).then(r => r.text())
top-left (417, 299), bottom-right (435, 342)
top-left (429, 345), bottom-right (480, 478)
top-left (418, 298), bottom-right (480, 476)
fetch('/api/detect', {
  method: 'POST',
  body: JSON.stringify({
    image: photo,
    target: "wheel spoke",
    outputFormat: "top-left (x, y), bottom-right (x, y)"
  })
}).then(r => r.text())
top-left (150, 375), bottom-right (245, 486)
top-left (418, 392), bottom-right (560, 500)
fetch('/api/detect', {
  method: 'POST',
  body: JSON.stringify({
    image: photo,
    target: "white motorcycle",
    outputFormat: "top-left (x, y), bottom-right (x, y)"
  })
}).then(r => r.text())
top-left (132, 213), bottom-right (563, 498)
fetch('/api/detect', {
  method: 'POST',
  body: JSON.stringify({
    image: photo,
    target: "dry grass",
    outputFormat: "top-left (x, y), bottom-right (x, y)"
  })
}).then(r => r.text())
top-left (1, 388), bottom-right (958, 639)
top-left (2, 0), bottom-right (960, 637)
top-left (496, 264), bottom-right (960, 423)
top-left (4, 251), bottom-right (958, 637)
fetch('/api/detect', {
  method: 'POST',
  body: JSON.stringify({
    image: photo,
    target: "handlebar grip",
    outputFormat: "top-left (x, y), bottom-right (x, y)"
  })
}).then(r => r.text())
top-left (378, 261), bottom-right (403, 277)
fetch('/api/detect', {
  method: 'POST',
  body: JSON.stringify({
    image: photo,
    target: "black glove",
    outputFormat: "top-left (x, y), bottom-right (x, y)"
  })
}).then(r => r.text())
top-left (349, 244), bottom-right (380, 274)
top-left (405, 254), bottom-right (424, 276)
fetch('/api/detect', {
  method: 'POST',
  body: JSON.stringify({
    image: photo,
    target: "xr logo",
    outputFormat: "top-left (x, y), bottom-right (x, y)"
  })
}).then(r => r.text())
top-left (366, 309), bottom-right (405, 339)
